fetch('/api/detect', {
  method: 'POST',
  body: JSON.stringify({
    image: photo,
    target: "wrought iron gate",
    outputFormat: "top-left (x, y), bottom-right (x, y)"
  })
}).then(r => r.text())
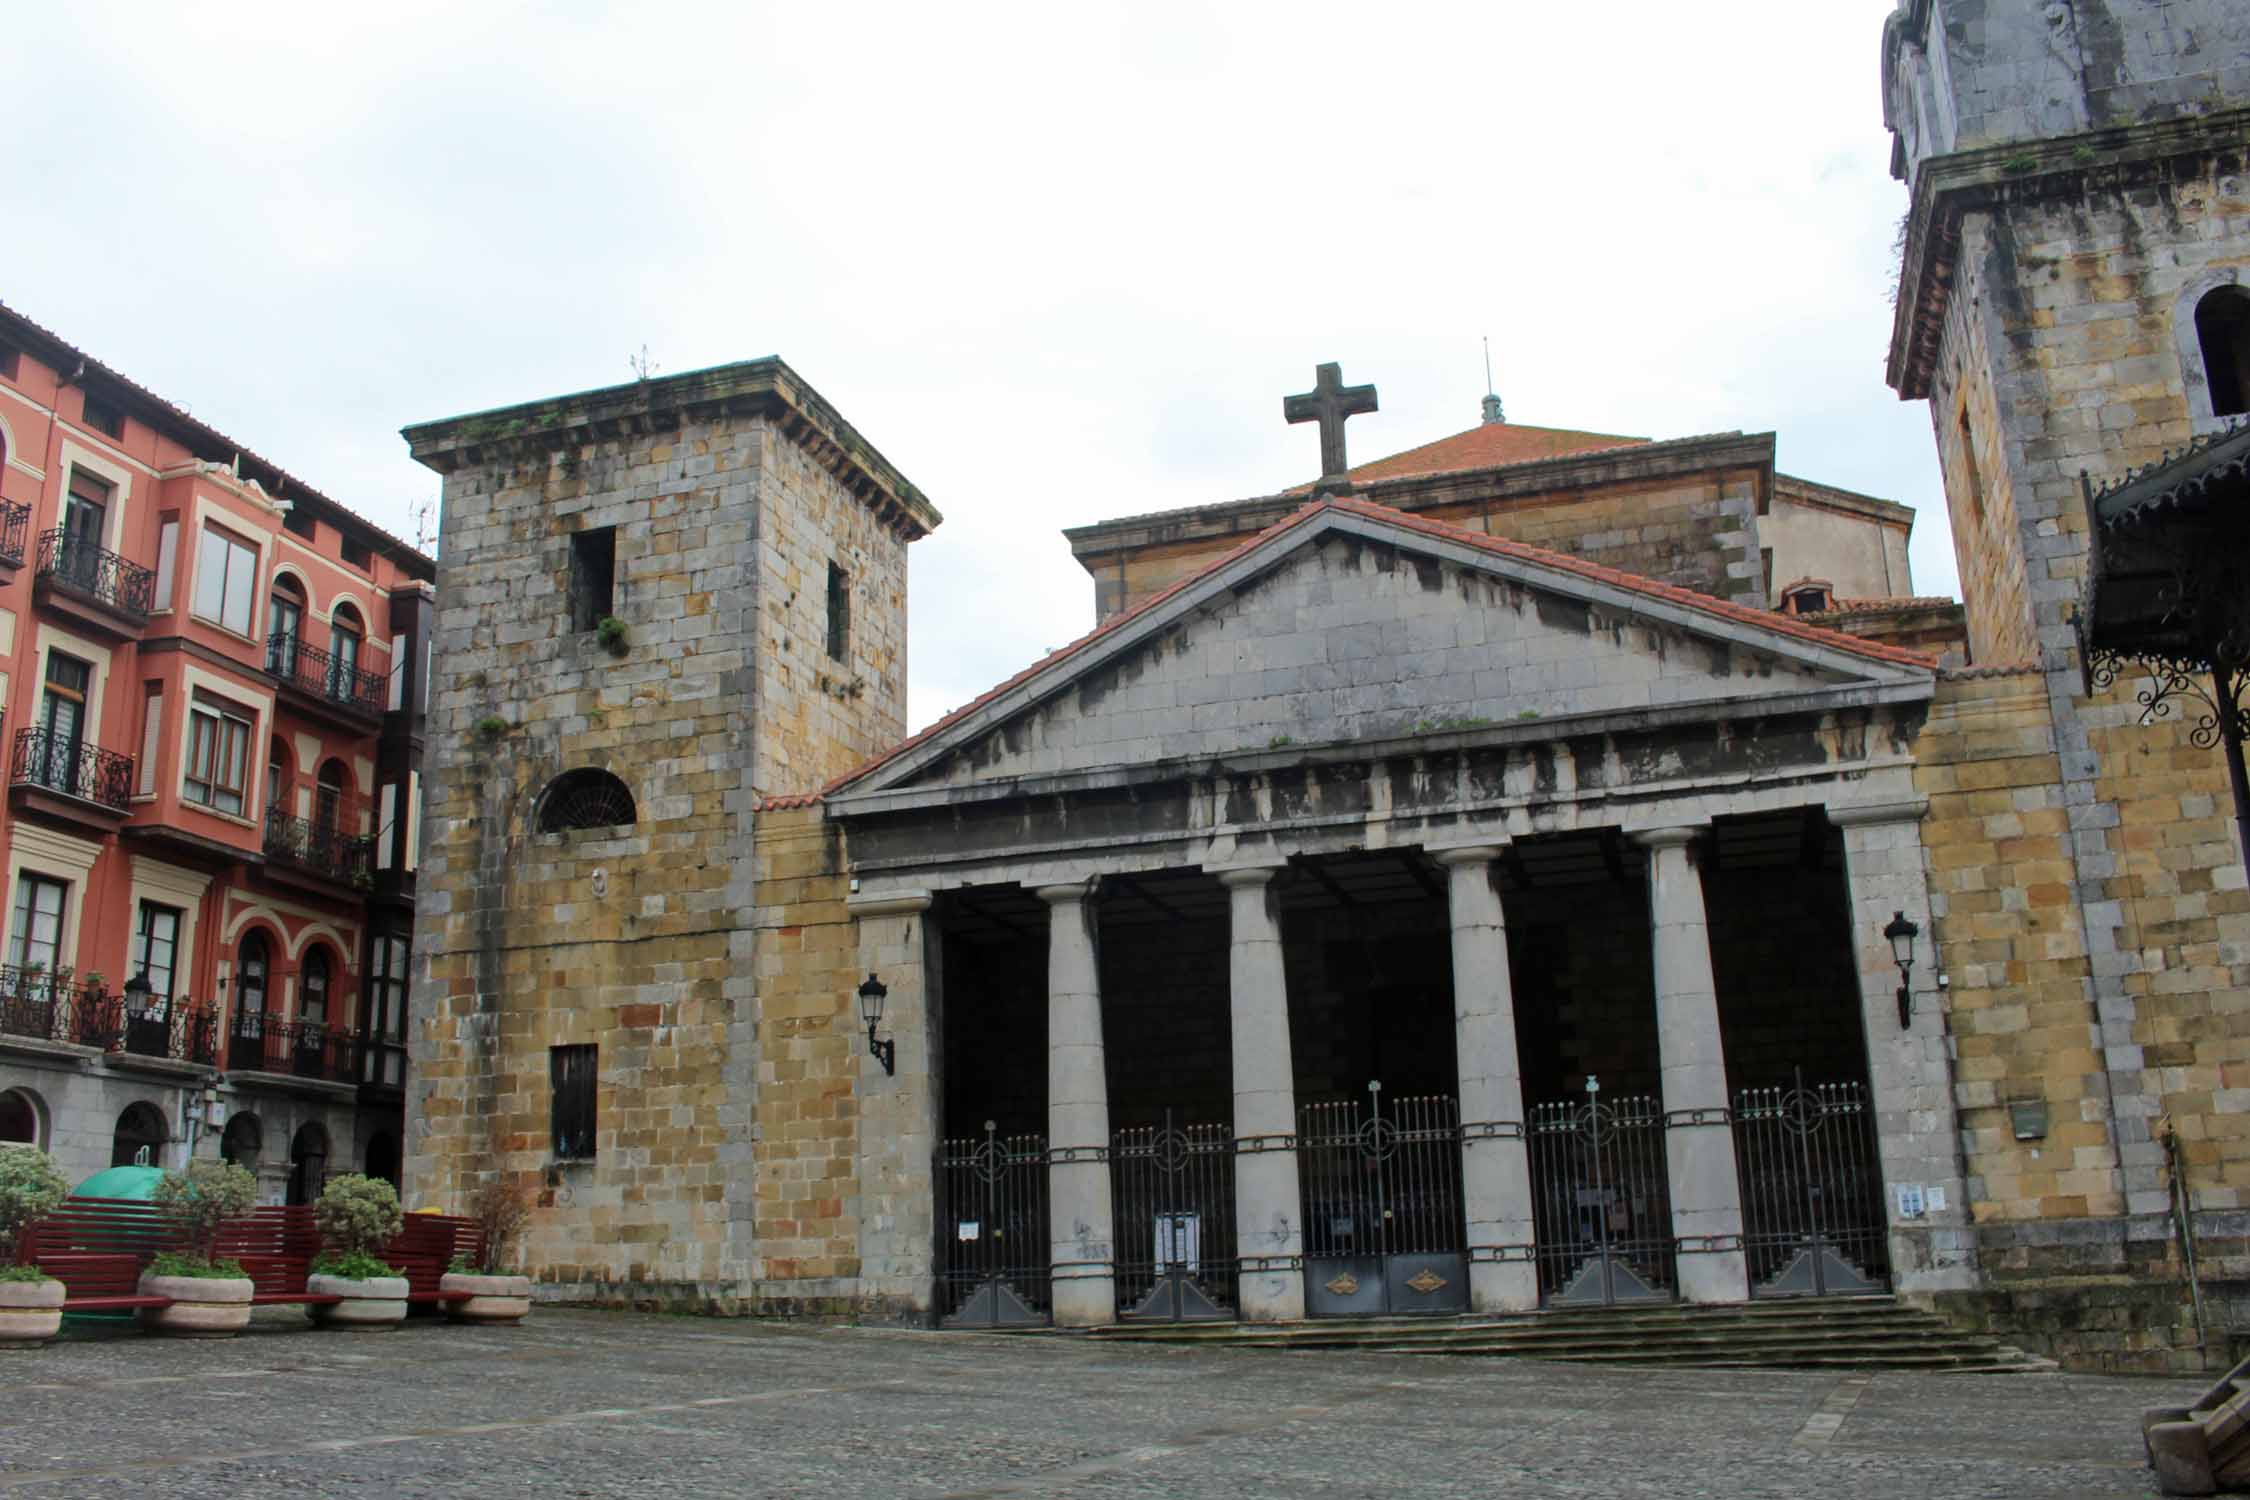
top-left (1112, 1115), bottom-right (1236, 1321)
top-left (935, 1123), bottom-right (1051, 1327)
top-left (1733, 1076), bottom-right (1890, 1298)
top-left (1298, 1085), bottom-right (1469, 1317)
top-left (1528, 1084), bottom-right (1675, 1305)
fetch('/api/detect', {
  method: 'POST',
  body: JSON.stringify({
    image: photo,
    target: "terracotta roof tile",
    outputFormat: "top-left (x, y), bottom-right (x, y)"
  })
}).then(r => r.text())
top-left (1285, 421), bottom-right (1647, 494)
top-left (1801, 596), bottom-right (1961, 616)
top-left (809, 496), bottom-right (1936, 804)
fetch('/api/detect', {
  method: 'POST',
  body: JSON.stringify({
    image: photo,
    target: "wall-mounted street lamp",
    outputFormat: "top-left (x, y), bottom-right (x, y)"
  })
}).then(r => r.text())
top-left (123, 969), bottom-right (154, 1016)
top-left (857, 973), bottom-right (895, 1076)
top-left (1883, 910), bottom-right (1921, 1029)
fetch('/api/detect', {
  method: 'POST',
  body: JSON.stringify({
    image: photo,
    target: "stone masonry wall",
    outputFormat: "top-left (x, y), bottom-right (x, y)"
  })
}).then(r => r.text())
top-left (407, 402), bottom-right (909, 1308)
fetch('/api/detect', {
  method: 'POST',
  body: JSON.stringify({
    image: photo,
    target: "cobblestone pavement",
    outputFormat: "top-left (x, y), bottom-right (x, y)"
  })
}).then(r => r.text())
top-left (0, 1309), bottom-right (2199, 1498)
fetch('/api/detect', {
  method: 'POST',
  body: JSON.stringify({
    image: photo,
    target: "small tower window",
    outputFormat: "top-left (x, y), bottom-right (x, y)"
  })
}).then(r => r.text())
top-left (2196, 286), bottom-right (2250, 418)
top-left (569, 526), bottom-right (616, 633)
top-left (826, 561), bottom-right (850, 662)
top-left (1779, 579), bottom-right (1834, 616)
top-left (536, 768), bottom-right (636, 833)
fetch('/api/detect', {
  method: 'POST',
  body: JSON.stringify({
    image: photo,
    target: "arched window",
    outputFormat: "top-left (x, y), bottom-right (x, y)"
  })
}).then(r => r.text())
top-left (537, 768), bottom-right (637, 833)
top-left (287, 1121), bottom-right (329, 1206)
top-left (328, 603), bottom-right (365, 700)
top-left (230, 932), bottom-right (273, 1072)
top-left (2197, 286), bottom-right (2250, 419)
top-left (221, 1111), bottom-right (263, 1171)
top-left (112, 1101), bottom-right (168, 1168)
top-left (0, 1087), bottom-right (44, 1148)
top-left (267, 574), bottom-right (306, 677)
top-left (300, 948), bottom-right (331, 1027)
top-left (315, 759), bottom-right (349, 834)
top-left (266, 737), bottom-right (291, 820)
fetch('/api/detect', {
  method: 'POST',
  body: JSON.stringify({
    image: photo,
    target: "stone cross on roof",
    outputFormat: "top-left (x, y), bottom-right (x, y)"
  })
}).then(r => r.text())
top-left (1284, 361), bottom-right (1378, 495)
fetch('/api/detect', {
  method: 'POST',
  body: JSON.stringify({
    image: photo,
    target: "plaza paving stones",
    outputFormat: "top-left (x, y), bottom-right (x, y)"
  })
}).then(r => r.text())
top-left (0, 1308), bottom-right (2202, 1497)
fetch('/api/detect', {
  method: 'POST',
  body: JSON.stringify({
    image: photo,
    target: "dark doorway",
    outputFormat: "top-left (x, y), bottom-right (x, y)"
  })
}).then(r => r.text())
top-left (111, 1101), bottom-right (168, 1168)
top-left (364, 1129), bottom-right (400, 1189)
top-left (287, 1121), bottom-right (329, 1205)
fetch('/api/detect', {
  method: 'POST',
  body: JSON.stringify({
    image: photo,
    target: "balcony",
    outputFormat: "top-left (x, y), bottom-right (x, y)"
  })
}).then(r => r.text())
top-left (265, 634), bottom-right (389, 727)
top-left (0, 500), bottom-right (28, 574)
top-left (33, 529), bottom-right (156, 637)
top-left (261, 805), bottom-right (376, 898)
top-left (227, 1010), bottom-right (362, 1087)
top-left (0, 969), bottom-right (216, 1068)
top-left (10, 726), bottom-right (133, 834)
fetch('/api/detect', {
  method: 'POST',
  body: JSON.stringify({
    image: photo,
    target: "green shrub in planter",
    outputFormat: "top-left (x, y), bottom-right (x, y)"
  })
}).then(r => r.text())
top-left (314, 1174), bottom-right (404, 1270)
top-left (0, 1146), bottom-right (69, 1267)
top-left (148, 1250), bottom-right (248, 1279)
top-left (152, 1160), bottom-right (258, 1271)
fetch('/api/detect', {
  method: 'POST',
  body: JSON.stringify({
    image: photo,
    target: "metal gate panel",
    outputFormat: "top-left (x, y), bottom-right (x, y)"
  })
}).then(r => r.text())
top-left (936, 1124), bottom-right (1051, 1328)
top-left (1299, 1087), bottom-right (1469, 1317)
top-left (1733, 1077), bottom-right (1890, 1298)
top-left (1112, 1116), bottom-right (1237, 1322)
top-left (1528, 1088), bottom-right (1676, 1306)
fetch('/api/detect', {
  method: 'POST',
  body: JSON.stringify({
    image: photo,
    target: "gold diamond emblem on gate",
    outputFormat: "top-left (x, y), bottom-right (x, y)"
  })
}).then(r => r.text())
top-left (1405, 1268), bottom-right (1448, 1295)
top-left (1324, 1272), bottom-right (1360, 1297)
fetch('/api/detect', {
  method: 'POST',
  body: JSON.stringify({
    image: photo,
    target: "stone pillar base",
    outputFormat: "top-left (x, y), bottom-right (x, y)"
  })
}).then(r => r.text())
top-left (1053, 1269), bottom-right (1118, 1328)
top-left (1676, 1247), bottom-right (1750, 1305)
top-left (1469, 1258), bottom-right (1539, 1314)
top-left (1237, 1259), bottom-right (1305, 1323)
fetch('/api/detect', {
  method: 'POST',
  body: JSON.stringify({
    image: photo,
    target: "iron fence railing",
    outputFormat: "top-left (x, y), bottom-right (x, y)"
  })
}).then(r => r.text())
top-left (1111, 1115), bottom-right (1236, 1321)
top-left (1528, 1087), bottom-right (1676, 1306)
top-left (0, 501), bottom-right (29, 567)
top-left (10, 726), bottom-right (134, 811)
top-left (1297, 1087), bottom-right (1471, 1316)
top-left (227, 1009), bottom-right (361, 1082)
top-left (0, 968), bottom-right (216, 1063)
top-left (265, 633), bottom-right (388, 713)
top-left (935, 1124), bottom-right (1052, 1327)
top-left (35, 529), bottom-right (156, 618)
top-left (1732, 1076), bottom-right (1890, 1298)
top-left (262, 805), bottom-right (375, 887)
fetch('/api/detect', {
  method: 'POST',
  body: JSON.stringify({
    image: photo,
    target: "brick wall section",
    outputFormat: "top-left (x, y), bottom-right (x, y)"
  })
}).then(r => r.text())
top-left (405, 391), bottom-right (913, 1306)
top-left (746, 804), bottom-right (862, 1310)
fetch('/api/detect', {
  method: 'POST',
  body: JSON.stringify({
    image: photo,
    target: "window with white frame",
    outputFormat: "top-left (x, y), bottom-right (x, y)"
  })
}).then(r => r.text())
top-left (191, 525), bottom-right (258, 635)
top-left (184, 699), bottom-right (253, 815)
top-left (8, 874), bottom-right (67, 974)
top-left (135, 902), bottom-right (182, 999)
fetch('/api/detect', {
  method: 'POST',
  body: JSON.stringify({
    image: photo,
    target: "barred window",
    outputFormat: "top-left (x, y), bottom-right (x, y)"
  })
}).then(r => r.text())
top-left (551, 1044), bottom-right (597, 1159)
top-left (536, 768), bottom-right (635, 833)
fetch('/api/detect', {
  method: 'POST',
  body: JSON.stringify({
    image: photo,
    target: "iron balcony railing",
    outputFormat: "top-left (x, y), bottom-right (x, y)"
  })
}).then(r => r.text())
top-left (10, 726), bottom-right (134, 811)
top-left (0, 968), bottom-right (216, 1064)
top-left (0, 500), bottom-right (29, 567)
top-left (263, 805), bottom-right (376, 887)
top-left (265, 633), bottom-right (388, 714)
top-left (35, 529), bottom-right (156, 618)
top-left (227, 1009), bottom-right (362, 1082)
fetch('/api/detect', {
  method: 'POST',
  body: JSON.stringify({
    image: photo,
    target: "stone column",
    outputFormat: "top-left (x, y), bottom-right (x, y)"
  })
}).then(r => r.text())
top-left (847, 890), bottom-right (939, 1321)
top-left (1435, 846), bottom-right (1540, 1313)
top-left (1036, 881), bottom-right (1116, 1328)
top-left (1633, 825), bottom-right (1749, 1304)
top-left (1830, 800), bottom-right (1980, 1293)
top-left (1217, 866), bottom-right (1306, 1322)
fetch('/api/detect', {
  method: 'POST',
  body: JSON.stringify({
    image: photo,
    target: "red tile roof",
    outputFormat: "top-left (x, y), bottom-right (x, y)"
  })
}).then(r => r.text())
top-left (1286, 420), bottom-right (1647, 494)
top-left (1802, 596), bottom-right (1961, 616)
top-left (760, 496), bottom-right (1937, 811)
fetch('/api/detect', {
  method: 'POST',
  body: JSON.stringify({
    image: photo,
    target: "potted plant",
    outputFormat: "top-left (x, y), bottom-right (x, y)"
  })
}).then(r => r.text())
top-left (440, 1176), bottom-right (535, 1325)
top-left (308, 1174), bottom-right (408, 1330)
top-left (142, 1160), bottom-right (257, 1337)
top-left (0, 1146), bottom-right (68, 1347)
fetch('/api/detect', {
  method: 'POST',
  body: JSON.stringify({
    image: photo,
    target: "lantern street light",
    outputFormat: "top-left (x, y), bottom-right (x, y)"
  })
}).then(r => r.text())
top-left (123, 969), bottom-right (153, 1015)
top-left (857, 973), bottom-right (895, 1076)
top-left (1883, 911), bottom-right (1920, 1029)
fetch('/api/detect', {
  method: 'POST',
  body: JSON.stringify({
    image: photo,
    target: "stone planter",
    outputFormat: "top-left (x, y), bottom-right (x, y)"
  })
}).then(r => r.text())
top-left (0, 1277), bottom-right (64, 1347)
top-left (440, 1271), bottom-right (533, 1325)
top-left (136, 1272), bottom-right (253, 1338)
top-left (306, 1273), bottom-right (409, 1331)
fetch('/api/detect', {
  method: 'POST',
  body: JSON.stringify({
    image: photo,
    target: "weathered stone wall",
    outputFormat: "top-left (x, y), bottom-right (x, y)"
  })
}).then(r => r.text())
top-left (1924, 259), bottom-right (2038, 668)
top-left (405, 386), bottom-right (915, 1308)
top-left (1095, 467), bottom-right (1769, 621)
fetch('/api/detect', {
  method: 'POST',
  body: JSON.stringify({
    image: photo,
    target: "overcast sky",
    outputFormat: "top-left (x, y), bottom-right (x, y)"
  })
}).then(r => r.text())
top-left (7, 0), bottom-right (1941, 734)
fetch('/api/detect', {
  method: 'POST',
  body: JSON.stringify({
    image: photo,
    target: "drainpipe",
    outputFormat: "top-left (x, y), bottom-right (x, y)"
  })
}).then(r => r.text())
top-left (2160, 1115), bottom-right (2208, 1350)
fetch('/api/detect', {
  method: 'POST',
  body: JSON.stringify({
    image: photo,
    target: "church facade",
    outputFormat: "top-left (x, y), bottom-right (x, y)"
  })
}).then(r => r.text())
top-left (397, 0), bottom-right (2250, 1370)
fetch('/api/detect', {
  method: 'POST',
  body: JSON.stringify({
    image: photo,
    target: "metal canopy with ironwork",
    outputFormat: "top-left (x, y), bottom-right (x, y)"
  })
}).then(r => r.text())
top-left (2077, 419), bottom-right (2250, 870)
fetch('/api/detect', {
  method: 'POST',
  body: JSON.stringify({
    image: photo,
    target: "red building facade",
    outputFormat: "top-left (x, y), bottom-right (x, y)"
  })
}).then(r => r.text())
top-left (0, 302), bottom-right (432, 1201)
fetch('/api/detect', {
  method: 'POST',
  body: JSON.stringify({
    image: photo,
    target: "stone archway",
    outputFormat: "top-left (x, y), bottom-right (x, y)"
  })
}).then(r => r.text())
top-left (221, 1111), bottom-right (264, 1173)
top-left (111, 1102), bottom-right (169, 1168)
top-left (0, 1087), bottom-right (45, 1149)
top-left (287, 1121), bottom-right (330, 1205)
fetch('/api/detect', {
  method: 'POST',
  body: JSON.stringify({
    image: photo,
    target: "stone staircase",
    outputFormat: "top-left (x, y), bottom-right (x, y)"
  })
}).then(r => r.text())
top-left (1084, 1296), bottom-right (2053, 1372)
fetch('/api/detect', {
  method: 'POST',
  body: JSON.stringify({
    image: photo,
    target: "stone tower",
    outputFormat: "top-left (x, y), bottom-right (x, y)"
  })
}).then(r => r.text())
top-left (398, 362), bottom-right (939, 1299)
top-left (1883, 6), bottom-right (2250, 1246)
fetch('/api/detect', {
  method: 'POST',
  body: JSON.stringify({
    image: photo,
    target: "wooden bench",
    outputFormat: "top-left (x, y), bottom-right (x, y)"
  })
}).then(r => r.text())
top-left (25, 1252), bottom-right (172, 1313)
top-left (387, 1214), bottom-right (480, 1306)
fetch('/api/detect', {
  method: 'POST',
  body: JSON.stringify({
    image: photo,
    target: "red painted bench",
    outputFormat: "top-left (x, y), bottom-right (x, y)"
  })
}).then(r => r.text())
top-left (25, 1252), bottom-right (171, 1312)
top-left (23, 1198), bottom-right (183, 1313)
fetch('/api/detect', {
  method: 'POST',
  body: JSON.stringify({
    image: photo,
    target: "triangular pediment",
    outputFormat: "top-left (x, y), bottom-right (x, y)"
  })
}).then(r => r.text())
top-left (835, 501), bottom-right (1932, 799)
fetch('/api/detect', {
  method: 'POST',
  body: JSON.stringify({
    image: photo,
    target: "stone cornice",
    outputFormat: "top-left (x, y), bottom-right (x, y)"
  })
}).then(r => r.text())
top-left (401, 358), bottom-right (943, 542)
top-left (1887, 107), bottom-right (2250, 401)
top-left (1065, 431), bottom-right (1777, 565)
